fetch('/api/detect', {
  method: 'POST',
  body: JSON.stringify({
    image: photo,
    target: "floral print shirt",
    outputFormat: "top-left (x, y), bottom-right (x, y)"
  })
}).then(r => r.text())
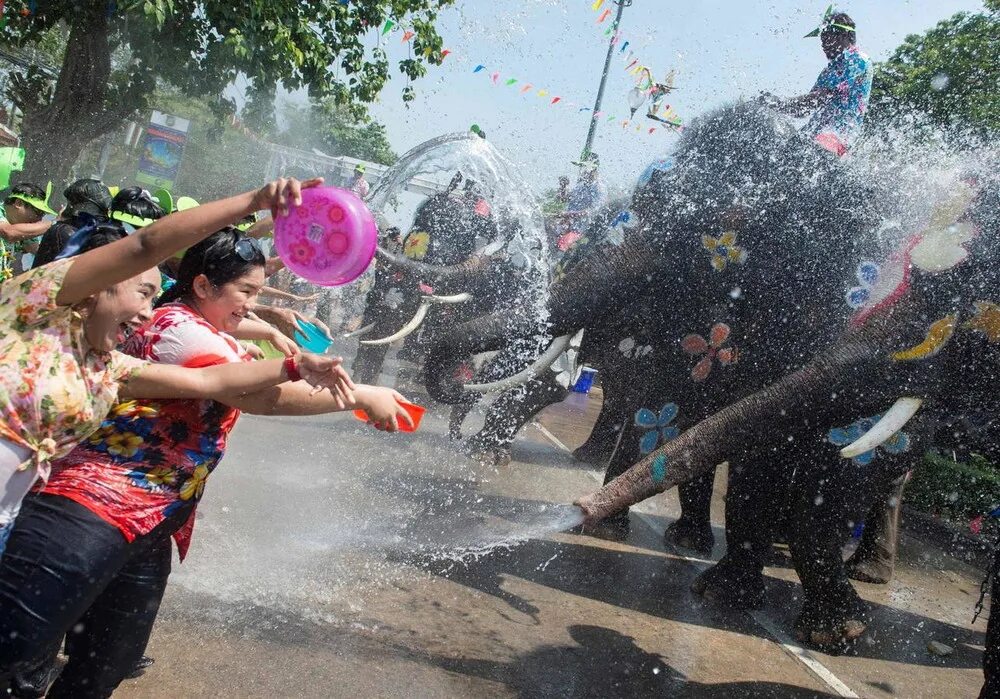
top-left (803, 45), bottom-right (873, 149)
top-left (42, 303), bottom-right (250, 559)
top-left (0, 260), bottom-right (147, 479)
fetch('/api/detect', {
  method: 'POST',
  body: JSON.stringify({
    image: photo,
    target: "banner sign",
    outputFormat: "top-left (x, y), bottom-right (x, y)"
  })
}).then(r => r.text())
top-left (136, 111), bottom-right (190, 190)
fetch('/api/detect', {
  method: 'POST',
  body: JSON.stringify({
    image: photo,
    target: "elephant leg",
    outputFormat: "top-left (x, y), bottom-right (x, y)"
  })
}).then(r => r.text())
top-left (980, 549), bottom-right (1000, 699)
top-left (691, 459), bottom-right (780, 609)
top-left (352, 343), bottom-right (391, 385)
top-left (788, 456), bottom-right (905, 649)
top-left (845, 473), bottom-right (907, 585)
top-left (572, 389), bottom-right (629, 465)
top-left (464, 374), bottom-right (569, 466)
top-left (664, 471), bottom-right (716, 556)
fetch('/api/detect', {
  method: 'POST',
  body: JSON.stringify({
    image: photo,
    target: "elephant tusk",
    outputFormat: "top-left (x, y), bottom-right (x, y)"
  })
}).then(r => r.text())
top-left (343, 323), bottom-right (376, 339)
top-left (425, 292), bottom-right (472, 304)
top-left (360, 303), bottom-right (431, 346)
top-left (464, 334), bottom-right (574, 393)
top-left (840, 397), bottom-right (923, 459)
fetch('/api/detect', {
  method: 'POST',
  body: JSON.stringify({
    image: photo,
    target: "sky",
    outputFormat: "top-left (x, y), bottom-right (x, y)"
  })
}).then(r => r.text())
top-left (272, 0), bottom-right (986, 195)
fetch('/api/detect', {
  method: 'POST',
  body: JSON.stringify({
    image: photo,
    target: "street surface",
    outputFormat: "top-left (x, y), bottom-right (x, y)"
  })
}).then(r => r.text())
top-left (117, 354), bottom-right (989, 698)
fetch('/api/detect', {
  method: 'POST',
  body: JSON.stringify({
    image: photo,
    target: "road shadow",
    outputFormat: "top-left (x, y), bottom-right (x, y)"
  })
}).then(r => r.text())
top-left (369, 473), bottom-right (985, 670)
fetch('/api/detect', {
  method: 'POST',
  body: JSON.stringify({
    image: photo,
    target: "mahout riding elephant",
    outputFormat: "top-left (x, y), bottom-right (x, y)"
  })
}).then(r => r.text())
top-left (425, 101), bottom-right (883, 531)
top-left (575, 176), bottom-right (999, 652)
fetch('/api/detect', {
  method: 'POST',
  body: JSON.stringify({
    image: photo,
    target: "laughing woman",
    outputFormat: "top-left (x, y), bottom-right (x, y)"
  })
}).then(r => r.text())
top-left (0, 228), bottom-right (412, 698)
top-left (0, 177), bottom-right (354, 549)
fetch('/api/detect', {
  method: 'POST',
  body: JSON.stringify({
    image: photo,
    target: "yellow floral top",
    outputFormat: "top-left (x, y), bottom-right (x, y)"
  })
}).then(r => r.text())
top-left (0, 259), bottom-right (148, 479)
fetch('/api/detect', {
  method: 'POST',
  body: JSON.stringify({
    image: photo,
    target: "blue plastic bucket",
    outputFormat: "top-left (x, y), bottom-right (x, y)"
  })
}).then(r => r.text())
top-left (572, 367), bottom-right (597, 394)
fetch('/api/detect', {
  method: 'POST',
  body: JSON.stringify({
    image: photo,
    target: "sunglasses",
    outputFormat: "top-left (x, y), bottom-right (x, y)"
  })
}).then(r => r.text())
top-left (234, 235), bottom-right (263, 261)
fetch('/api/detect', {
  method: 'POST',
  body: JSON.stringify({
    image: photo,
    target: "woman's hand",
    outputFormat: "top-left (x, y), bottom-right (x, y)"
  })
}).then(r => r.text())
top-left (295, 354), bottom-right (355, 404)
top-left (250, 177), bottom-right (324, 218)
top-left (266, 329), bottom-right (297, 357)
top-left (354, 386), bottom-right (415, 433)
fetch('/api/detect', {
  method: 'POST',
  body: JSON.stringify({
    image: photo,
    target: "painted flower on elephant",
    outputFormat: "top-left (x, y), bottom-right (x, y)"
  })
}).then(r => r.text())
top-left (403, 230), bottom-right (430, 260)
top-left (702, 231), bottom-right (747, 272)
top-left (845, 261), bottom-right (880, 309)
top-left (651, 453), bottom-right (669, 483)
top-left (827, 415), bottom-right (911, 465)
top-left (681, 323), bottom-right (738, 381)
top-left (618, 336), bottom-right (653, 359)
top-left (635, 402), bottom-right (680, 455)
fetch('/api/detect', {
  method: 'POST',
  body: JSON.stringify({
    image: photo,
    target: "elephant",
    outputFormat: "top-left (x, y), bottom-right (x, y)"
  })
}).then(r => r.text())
top-left (425, 101), bottom-right (883, 529)
top-left (445, 199), bottom-right (651, 465)
top-left (575, 174), bottom-right (1000, 652)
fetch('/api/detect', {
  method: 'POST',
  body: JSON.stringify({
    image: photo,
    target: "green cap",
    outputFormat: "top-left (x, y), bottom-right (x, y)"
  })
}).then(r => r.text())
top-left (8, 181), bottom-right (58, 216)
top-left (804, 4), bottom-right (855, 37)
top-left (153, 188), bottom-right (175, 213)
top-left (175, 196), bottom-right (199, 212)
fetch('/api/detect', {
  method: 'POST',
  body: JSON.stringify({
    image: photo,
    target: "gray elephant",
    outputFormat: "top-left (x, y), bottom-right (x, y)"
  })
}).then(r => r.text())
top-left (425, 101), bottom-right (877, 527)
top-left (575, 176), bottom-right (999, 654)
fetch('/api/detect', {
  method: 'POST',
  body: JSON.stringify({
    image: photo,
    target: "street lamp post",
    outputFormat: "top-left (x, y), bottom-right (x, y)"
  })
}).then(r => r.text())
top-left (581, 0), bottom-right (631, 158)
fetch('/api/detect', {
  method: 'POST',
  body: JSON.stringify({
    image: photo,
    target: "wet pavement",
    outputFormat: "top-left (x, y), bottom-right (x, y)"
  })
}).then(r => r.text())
top-left (117, 357), bottom-right (989, 698)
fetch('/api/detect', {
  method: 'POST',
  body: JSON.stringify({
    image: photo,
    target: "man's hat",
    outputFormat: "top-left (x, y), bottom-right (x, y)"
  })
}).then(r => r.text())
top-left (804, 5), bottom-right (855, 38)
top-left (354, 163), bottom-right (366, 174)
top-left (8, 181), bottom-right (57, 216)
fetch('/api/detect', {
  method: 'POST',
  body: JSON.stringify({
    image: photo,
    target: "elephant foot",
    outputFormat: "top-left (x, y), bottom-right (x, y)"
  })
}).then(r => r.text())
top-left (461, 438), bottom-right (512, 469)
top-left (690, 557), bottom-right (765, 609)
top-left (845, 548), bottom-right (894, 585)
top-left (577, 510), bottom-right (631, 541)
top-left (793, 603), bottom-right (869, 651)
top-left (663, 518), bottom-right (715, 556)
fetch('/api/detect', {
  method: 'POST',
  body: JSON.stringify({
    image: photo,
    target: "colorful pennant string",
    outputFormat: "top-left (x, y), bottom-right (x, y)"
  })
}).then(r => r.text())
top-left (381, 19), bottom-right (394, 35)
top-left (596, 8), bottom-right (611, 23)
top-left (591, 0), bottom-right (604, 9)
top-left (401, 30), bottom-right (415, 43)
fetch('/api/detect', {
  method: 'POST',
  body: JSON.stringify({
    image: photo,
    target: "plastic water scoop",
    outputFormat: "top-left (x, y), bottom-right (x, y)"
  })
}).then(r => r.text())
top-left (273, 186), bottom-right (377, 287)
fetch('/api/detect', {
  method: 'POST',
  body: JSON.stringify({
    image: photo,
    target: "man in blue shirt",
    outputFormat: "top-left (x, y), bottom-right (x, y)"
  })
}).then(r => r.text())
top-left (762, 11), bottom-right (873, 156)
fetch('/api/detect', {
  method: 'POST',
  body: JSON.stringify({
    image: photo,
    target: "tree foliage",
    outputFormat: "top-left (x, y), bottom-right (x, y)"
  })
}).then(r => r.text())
top-left (868, 2), bottom-right (999, 142)
top-left (1, 0), bottom-right (453, 182)
top-left (274, 98), bottom-right (397, 166)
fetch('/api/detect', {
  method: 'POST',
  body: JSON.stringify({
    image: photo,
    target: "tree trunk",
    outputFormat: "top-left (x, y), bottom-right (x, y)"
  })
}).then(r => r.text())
top-left (15, 6), bottom-right (137, 188)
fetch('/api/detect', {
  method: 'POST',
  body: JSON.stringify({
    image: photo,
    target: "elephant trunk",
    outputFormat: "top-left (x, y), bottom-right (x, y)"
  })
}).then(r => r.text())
top-left (575, 330), bottom-right (885, 523)
top-left (425, 311), bottom-right (535, 403)
top-left (376, 246), bottom-right (492, 284)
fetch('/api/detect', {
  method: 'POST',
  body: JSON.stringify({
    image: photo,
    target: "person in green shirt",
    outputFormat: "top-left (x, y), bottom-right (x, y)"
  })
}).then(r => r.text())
top-left (0, 182), bottom-right (56, 280)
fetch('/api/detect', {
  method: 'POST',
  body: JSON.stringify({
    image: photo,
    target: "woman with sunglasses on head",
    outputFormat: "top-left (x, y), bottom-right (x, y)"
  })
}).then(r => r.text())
top-left (0, 177), bottom-right (355, 555)
top-left (0, 227), bottom-right (412, 698)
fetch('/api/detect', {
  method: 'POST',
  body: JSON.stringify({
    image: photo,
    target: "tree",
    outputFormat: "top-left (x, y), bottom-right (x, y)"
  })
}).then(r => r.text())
top-left (1, 0), bottom-right (453, 184)
top-left (274, 98), bottom-right (397, 165)
top-left (868, 1), bottom-right (999, 143)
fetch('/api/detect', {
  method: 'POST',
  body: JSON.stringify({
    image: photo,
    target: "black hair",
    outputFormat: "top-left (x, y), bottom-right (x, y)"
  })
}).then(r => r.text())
top-left (63, 178), bottom-right (112, 219)
top-left (156, 227), bottom-right (266, 307)
top-left (110, 186), bottom-right (166, 221)
top-left (75, 222), bottom-right (128, 256)
top-left (6, 182), bottom-right (46, 202)
top-left (822, 12), bottom-right (856, 44)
